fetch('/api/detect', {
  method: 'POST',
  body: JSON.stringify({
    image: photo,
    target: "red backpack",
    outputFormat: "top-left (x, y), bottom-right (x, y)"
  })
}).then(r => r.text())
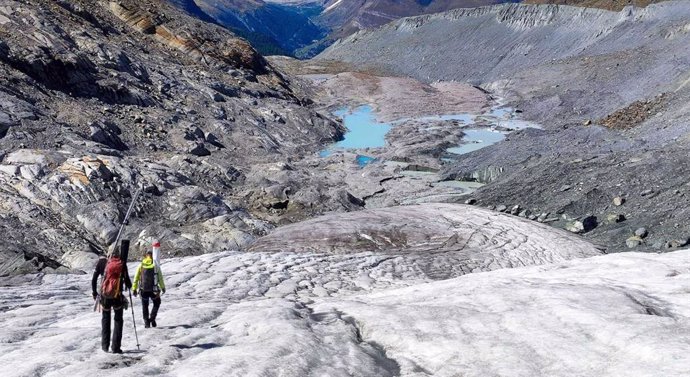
top-left (100, 257), bottom-right (124, 299)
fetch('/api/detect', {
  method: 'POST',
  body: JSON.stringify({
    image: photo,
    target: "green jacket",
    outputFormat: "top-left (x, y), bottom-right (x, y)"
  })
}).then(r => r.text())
top-left (132, 256), bottom-right (165, 292)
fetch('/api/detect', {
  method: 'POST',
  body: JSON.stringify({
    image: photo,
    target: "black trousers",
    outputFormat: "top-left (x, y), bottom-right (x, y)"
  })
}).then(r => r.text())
top-left (140, 291), bottom-right (161, 321)
top-left (101, 298), bottom-right (124, 352)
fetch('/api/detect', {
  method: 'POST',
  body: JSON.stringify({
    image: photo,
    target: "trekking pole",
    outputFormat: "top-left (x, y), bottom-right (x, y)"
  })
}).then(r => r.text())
top-left (128, 288), bottom-right (141, 350)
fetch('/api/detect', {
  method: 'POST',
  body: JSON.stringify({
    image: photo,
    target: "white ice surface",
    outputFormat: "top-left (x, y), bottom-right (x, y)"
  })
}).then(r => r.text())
top-left (1, 250), bottom-right (689, 376)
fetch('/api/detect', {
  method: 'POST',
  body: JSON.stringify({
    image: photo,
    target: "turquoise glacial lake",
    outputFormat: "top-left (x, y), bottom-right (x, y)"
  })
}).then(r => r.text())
top-left (320, 105), bottom-right (391, 157)
top-left (320, 104), bottom-right (536, 158)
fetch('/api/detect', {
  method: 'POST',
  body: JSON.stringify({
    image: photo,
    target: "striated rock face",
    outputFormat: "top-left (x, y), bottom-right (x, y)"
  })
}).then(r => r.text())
top-left (109, 1), bottom-right (157, 34)
top-left (523, 0), bottom-right (668, 11)
top-left (111, 1), bottom-right (267, 72)
top-left (0, 0), bottom-right (345, 274)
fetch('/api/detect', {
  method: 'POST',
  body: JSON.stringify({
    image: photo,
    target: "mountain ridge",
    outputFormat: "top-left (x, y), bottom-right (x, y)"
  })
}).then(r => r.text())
top-left (523, 0), bottom-right (668, 11)
top-left (167, 0), bottom-right (670, 58)
top-left (168, 0), bottom-right (514, 57)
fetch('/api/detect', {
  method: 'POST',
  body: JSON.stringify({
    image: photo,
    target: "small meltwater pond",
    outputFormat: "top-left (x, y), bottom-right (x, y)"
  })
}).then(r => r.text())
top-left (446, 129), bottom-right (507, 155)
top-left (390, 113), bottom-right (474, 125)
top-left (320, 103), bottom-right (538, 161)
top-left (320, 106), bottom-right (391, 158)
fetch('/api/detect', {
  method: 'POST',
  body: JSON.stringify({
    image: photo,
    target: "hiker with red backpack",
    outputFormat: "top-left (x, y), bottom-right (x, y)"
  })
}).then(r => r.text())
top-left (92, 244), bottom-right (132, 354)
top-left (132, 249), bottom-right (166, 328)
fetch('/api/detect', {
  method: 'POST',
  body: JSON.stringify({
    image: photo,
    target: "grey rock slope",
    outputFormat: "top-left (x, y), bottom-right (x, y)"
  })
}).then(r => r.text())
top-left (523, 0), bottom-right (668, 10)
top-left (0, 0), bottom-right (343, 274)
top-left (318, 0), bottom-right (510, 38)
top-left (317, 2), bottom-right (690, 253)
top-left (319, 1), bottom-right (690, 125)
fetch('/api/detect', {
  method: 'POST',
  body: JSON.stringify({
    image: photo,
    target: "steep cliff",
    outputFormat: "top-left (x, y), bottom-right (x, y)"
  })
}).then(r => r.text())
top-left (319, 0), bottom-right (513, 38)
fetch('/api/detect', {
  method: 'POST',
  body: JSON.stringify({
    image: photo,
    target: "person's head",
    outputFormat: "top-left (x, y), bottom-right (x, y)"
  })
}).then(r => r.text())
top-left (144, 250), bottom-right (153, 260)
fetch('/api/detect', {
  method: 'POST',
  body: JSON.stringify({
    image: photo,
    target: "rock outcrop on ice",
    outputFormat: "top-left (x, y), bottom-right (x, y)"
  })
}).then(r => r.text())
top-left (250, 203), bottom-right (602, 277)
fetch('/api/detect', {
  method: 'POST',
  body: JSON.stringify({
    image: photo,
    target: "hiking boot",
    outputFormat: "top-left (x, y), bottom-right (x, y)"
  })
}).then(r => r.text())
top-left (151, 319), bottom-right (157, 328)
top-left (144, 320), bottom-right (150, 328)
top-left (102, 346), bottom-right (109, 353)
top-left (112, 349), bottom-right (123, 354)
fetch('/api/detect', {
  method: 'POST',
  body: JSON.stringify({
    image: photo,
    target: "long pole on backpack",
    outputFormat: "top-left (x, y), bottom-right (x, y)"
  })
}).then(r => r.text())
top-left (94, 186), bottom-right (144, 312)
top-left (108, 186), bottom-right (143, 258)
top-left (119, 189), bottom-right (143, 350)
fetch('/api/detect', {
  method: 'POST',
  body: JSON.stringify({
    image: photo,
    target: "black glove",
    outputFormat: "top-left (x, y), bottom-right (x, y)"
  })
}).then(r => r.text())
top-left (133, 290), bottom-right (138, 297)
top-left (92, 293), bottom-right (97, 300)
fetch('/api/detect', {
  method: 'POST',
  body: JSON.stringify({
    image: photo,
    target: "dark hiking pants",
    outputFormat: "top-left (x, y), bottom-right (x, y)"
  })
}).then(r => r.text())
top-left (141, 291), bottom-right (161, 322)
top-left (101, 298), bottom-right (124, 352)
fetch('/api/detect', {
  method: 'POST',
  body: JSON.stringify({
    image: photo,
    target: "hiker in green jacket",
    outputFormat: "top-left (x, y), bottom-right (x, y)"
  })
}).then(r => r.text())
top-left (132, 251), bottom-right (165, 328)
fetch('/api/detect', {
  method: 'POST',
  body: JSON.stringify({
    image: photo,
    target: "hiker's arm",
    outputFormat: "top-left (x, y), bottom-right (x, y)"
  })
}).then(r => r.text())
top-left (91, 269), bottom-right (99, 299)
top-left (132, 264), bottom-right (141, 292)
top-left (91, 259), bottom-right (104, 299)
top-left (124, 267), bottom-right (132, 290)
top-left (157, 266), bottom-right (166, 292)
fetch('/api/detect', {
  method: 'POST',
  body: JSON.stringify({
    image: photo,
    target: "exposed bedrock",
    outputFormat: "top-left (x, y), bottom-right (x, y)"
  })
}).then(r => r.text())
top-left (0, 0), bottom-right (347, 275)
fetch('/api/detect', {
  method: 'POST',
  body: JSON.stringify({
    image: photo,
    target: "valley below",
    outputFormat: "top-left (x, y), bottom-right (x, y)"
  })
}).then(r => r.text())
top-left (313, 0), bottom-right (690, 253)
